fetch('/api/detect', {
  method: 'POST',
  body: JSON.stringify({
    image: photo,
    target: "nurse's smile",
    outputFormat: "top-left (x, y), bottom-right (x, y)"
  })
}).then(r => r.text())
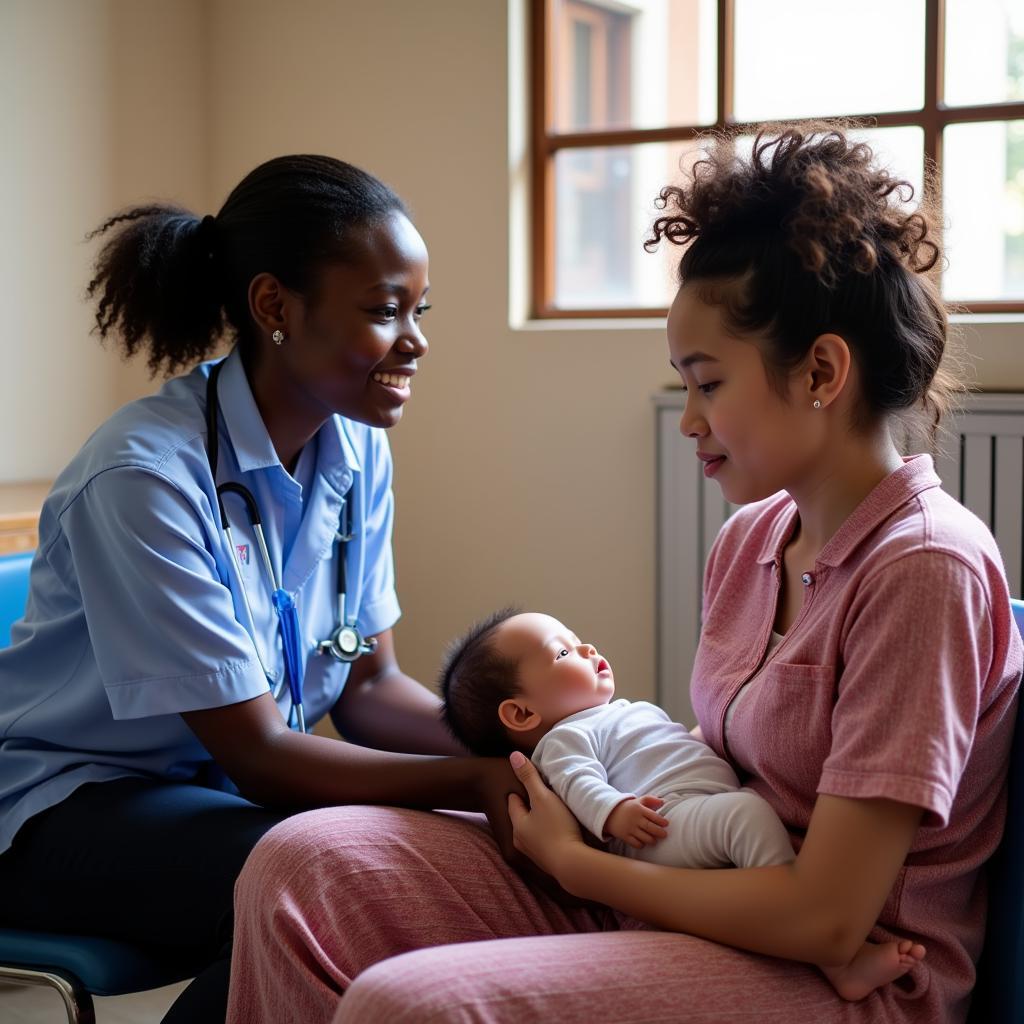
top-left (371, 368), bottom-right (414, 401)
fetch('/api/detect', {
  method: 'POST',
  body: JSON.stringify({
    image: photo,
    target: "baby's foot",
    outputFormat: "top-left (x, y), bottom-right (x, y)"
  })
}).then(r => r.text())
top-left (822, 939), bottom-right (926, 1002)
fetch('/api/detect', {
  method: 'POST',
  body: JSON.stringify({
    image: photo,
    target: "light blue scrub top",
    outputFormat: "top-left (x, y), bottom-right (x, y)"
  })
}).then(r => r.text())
top-left (0, 347), bottom-right (400, 853)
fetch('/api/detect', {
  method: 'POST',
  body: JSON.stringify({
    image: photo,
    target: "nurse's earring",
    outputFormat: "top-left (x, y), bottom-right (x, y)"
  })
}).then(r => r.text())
top-left (812, 399), bottom-right (822, 409)
top-left (272, 329), bottom-right (285, 346)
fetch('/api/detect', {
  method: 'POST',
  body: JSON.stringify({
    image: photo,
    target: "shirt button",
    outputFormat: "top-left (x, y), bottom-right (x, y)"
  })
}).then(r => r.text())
top-left (801, 572), bottom-right (814, 586)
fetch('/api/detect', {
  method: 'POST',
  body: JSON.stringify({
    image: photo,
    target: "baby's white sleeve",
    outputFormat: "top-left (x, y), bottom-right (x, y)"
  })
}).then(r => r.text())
top-left (533, 726), bottom-right (632, 840)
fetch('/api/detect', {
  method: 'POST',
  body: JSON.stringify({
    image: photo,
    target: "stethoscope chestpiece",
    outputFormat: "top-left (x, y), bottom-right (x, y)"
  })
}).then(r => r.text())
top-left (317, 625), bottom-right (378, 663)
top-left (313, 503), bottom-right (378, 663)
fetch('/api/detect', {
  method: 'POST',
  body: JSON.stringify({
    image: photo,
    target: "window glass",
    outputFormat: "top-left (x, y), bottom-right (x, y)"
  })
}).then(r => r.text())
top-left (851, 125), bottom-right (925, 206)
top-left (553, 141), bottom-right (703, 309)
top-left (943, 120), bottom-right (1024, 301)
top-left (733, 0), bottom-right (925, 121)
top-left (944, 0), bottom-right (1024, 107)
top-left (536, 0), bottom-right (1024, 314)
top-left (551, 0), bottom-right (717, 133)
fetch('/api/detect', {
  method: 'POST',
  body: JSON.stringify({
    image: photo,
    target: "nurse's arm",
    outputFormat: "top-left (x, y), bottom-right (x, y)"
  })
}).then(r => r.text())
top-left (180, 696), bottom-right (514, 823)
top-left (329, 629), bottom-right (467, 755)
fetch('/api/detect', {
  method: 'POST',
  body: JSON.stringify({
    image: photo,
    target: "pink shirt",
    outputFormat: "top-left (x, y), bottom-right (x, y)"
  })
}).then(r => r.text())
top-left (691, 455), bottom-right (1022, 1022)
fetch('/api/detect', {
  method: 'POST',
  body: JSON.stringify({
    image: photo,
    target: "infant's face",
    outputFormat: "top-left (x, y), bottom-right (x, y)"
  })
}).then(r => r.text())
top-left (492, 613), bottom-right (615, 728)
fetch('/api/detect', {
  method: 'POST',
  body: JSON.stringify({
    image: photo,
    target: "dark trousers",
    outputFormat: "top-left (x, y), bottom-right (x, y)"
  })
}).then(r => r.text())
top-left (0, 776), bottom-right (289, 1023)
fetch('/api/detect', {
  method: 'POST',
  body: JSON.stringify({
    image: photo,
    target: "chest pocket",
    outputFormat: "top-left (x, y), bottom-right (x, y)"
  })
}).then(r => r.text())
top-left (736, 661), bottom-right (836, 804)
top-left (217, 521), bottom-right (282, 683)
top-left (231, 536), bottom-right (259, 585)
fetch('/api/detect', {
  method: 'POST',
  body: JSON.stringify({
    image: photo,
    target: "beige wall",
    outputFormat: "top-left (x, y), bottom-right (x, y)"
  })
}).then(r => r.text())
top-left (107, 0), bottom-right (210, 401)
top-left (2, 0), bottom-right (118, 481)
top-left (5, 0), bottom-right (1024, 705)
top-left (1, 0), bottom-right (206, 479)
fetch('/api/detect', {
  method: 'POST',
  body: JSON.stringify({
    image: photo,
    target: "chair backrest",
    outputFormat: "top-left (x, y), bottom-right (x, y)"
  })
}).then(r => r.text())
top-left (0, 552), bottom-right (33, 648)
top-left (968, 598), bottom-right (1024, 1023)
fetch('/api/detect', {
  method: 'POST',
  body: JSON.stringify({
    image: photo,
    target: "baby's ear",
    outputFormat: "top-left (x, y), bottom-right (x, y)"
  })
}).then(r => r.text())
top-left (498, 697), bottom-right (541, 734)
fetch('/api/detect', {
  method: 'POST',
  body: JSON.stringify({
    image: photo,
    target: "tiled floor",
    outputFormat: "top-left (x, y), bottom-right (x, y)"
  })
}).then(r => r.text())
top-left (0, 979), bottom-right (189, 1023)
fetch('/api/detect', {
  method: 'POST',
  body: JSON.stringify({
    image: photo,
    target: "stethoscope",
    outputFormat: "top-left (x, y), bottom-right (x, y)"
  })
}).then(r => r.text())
top-left (205, 360), bottom-right (377, 732)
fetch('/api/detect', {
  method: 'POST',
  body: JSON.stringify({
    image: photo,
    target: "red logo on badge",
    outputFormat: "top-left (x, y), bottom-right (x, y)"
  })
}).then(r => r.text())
top-left (236, 544), bottom-right (250, 565)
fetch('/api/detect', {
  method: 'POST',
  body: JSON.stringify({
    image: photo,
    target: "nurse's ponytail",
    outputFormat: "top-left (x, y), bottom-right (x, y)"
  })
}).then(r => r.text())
top-left (87, 206), bottom-right (223, 377)
top-left (86, 155), bottom-right (407, 377)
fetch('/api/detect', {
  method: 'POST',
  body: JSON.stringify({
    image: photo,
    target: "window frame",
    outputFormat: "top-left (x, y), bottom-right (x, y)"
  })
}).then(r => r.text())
top-left (530, 0), bottom-right (1024, 319)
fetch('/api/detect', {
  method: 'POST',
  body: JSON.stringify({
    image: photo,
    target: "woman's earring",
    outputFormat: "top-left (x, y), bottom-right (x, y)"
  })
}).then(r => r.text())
top-left (272, 330), bottom-right (285, 346)
top-left (812, 399), bottom-right (822, 409)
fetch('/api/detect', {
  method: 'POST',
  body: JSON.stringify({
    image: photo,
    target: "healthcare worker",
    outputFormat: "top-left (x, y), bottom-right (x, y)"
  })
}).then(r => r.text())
top-left (0, 155), bottom-right (521, 1023)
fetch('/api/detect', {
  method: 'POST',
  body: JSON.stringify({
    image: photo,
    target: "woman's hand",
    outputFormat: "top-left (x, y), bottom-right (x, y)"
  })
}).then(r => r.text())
top-left (507, 750), bottom-right (587, 880)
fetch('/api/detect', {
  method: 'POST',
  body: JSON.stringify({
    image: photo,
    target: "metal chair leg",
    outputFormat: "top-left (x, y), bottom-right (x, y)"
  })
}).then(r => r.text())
top-left (0, 963), bottom-right (96, 1024)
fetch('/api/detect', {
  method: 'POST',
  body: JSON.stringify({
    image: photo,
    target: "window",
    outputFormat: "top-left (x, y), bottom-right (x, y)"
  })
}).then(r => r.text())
top-left (530, 0), bottom-right (1024, 318)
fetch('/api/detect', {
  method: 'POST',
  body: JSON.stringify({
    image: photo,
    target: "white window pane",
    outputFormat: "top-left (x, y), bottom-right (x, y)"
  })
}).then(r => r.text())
top-left (943, 120), bottom-right (1024, 302)
top-left (849, 126), bottom-right (925, 207)
top-left (553, 142), bottom-right (700, 309)
top-left (552, 0), bottom-right (717, 133)
top-left (733, 0), bottom-right (925, 121)
top-left (945, 0), bottom-right (1024, 107)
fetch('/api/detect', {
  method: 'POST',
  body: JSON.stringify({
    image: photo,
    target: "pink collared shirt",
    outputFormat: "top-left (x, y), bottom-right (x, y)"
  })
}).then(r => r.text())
top-left (691, 455), bottom-right (1022, 1020)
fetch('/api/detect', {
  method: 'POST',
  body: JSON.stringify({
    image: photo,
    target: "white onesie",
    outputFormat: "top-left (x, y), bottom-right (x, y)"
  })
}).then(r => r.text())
top-left (532, 699), bottom-right (793, 869)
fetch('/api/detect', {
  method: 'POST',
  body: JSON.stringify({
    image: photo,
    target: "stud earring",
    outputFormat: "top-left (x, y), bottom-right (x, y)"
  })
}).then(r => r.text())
top-left (272, 329), bottom-right (285, 346)
top-left (812, 399), bottom-right (821, 409)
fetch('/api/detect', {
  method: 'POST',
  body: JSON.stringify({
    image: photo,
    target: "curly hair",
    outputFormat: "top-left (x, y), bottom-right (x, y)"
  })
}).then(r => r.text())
top-left (86, 155), bottom-right (408, 377)
top-left (439, 607), bottom-right (523, 758)
top-left (646, 123), bottom-right (962, 442)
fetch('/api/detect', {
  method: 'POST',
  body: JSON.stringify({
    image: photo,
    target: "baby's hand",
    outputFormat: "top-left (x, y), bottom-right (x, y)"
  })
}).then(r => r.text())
top-left (604, 795), bottom-right (670, 848)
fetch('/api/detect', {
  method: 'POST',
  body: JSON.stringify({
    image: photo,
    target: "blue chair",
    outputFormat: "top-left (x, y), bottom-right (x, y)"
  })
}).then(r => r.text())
top-left (0, 550), bottom-right (32, 646)
top-left (0, 552), bottom-right (194, 1023)
top-left (967, 598), bottom-right (1024, 1024)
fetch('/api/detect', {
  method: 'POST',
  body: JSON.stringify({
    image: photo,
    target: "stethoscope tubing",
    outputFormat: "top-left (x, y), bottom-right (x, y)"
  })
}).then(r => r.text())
top-left (206, 361), bottom-right (306, 731)
top-left (205, 359), bottom-right (377, 732)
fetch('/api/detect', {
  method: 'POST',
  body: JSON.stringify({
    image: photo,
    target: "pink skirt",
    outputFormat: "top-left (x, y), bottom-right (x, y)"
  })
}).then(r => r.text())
top-left (227, 806), bottom-right (936, 1024)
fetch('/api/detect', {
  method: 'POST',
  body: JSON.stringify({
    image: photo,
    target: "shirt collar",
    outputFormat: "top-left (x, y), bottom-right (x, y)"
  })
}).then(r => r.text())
top-left (755, 454), bottom-right (942, 567)
top-left (316, 414), bottom-right (362, 493)
top-left (216, 347), bottom-right (281, 473)
top-left (213, 346), bottom-right (362, 483)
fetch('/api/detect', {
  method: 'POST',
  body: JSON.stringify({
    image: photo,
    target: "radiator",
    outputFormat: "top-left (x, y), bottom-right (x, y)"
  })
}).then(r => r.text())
top-left (653, 391), bottom-right (1024, 726)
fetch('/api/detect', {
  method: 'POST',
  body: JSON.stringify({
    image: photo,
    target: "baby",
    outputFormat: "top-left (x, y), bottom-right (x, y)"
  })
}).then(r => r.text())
top-left (439, 608), bottom-right (926, 1002)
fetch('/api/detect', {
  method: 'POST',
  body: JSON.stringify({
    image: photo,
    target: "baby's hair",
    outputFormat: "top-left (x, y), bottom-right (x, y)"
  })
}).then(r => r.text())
top-left (439, 607), bottom-right (523, 758)
top-left (646, 123), bottom-right (962, 446)
top-left (86, 154), bottom-right (408, 376)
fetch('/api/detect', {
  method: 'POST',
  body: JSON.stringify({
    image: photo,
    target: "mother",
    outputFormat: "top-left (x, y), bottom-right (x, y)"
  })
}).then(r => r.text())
top-left (226, 128), bottom-right (1022, 1024)
top-left (0, 155), bottom-right (520, 1023)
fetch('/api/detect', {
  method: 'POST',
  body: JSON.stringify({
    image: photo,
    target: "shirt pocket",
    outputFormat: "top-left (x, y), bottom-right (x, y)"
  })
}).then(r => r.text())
top-left (746, 662), bottom-right (836, 799)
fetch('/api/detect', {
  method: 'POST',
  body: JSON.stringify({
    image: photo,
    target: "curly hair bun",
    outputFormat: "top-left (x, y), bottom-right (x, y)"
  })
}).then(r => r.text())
top-left (646, 123), bottom-right (959, 444)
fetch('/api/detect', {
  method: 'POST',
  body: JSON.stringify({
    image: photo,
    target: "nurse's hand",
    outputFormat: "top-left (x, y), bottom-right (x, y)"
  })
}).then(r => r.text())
top-left (507, 750), bottom-right (586, 881)
top-left (475, 756), bottom-right (529, 862)
top-left (477, 755), bottom-right (594, 905)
